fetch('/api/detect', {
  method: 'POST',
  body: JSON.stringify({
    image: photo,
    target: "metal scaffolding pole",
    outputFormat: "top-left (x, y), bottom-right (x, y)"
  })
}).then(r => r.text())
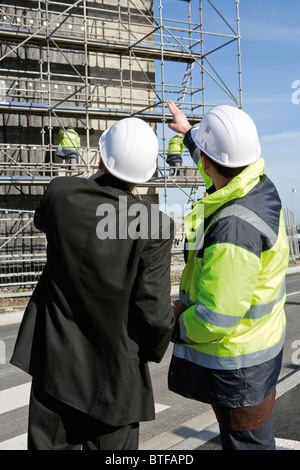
top-left (0, 0), bottom-right (242, 204)
top-left (0, 0), bottom-right (243, 293)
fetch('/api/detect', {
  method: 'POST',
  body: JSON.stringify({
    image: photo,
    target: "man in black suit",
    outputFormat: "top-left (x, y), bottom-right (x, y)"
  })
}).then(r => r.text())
top-left (10, 118), bottom-right (175, 450)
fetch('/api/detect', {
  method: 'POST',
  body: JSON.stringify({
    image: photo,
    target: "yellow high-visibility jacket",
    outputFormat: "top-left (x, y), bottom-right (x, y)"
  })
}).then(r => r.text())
top-left (59, 128), bottom-right (80, 149)
top-left (166, 134), bottom-right (186, 163)
top-left (168, 157), bottom-right (289, 407)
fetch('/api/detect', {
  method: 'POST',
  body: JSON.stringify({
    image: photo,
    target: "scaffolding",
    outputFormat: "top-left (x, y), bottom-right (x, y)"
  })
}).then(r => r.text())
top-left (0, 208), bottom-right (46, 292)
top-left (0, 0), bottom-right (242, 210)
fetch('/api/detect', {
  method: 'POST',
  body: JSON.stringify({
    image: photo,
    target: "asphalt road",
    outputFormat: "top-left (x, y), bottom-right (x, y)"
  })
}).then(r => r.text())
top-left (0, 269), bottom-right (299, 450)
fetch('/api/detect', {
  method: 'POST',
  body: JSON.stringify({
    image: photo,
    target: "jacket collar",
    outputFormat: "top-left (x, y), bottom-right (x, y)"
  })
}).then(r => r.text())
top-left (184, 158), bottom-right (265, 238)
top-left (200, 157), bottom-right (265, 218)
top-left (93, 173), bottom-right (134, 196)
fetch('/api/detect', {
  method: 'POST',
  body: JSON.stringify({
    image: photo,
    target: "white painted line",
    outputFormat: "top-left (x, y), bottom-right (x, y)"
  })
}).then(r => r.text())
top-left (0, 382), bottom-right (31, 414)
top-left (0, 395), bottom-right (168, 450)
top-left (168, 423), bottom-right (220, 450)
top-left (286, 291), bottom-right (300, 296)
top-left (141, 369), bottom-right (300, 451)
top-left (287, 266), bottom-right (300, 275)
top-left (276, 439), bottom-right (300, 451)
top-left (140, 409), bottom-right (217, 450)
top-left (1, 433), bottom-right (299, 451)
top-left (1, 370), bottom-right (300, 451)
top-left (0, 434), bottom-right (27, 450)
top-left (0, 381), bottom-right (168, 417)
top-left (276, 369), bottom-right (300, 399)
top-left (155, 403), bottom-right (170, 413)
top-left (0, 311), bottom-right (24, 326)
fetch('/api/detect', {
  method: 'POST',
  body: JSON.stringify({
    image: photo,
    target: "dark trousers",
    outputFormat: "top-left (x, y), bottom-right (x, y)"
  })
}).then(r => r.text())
top-left (219, 418), bottom-right (276, 450)
top-left (65, 156), bottom-right (77, 173)
top-left (28, 384), bottom-right (139, 450)
top-left (168, 161), bottom-right (181, 177)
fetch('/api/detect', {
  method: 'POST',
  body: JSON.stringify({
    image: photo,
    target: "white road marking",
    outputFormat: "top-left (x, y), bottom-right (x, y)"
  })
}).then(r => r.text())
top-left (0, 381), bottom-right (170, 450)
top-left (0, 434), bottom-right (27, 450)
top-left (154, 403), bottom-right (170, 413)
top-left (1, 303), bottom-right (300, 451)
top-left (286, 291), bottom-right (300, 296)
top-left (0, 382), bottom-right (31, 414)
top-left (0, 381), bottom-right (169, 417)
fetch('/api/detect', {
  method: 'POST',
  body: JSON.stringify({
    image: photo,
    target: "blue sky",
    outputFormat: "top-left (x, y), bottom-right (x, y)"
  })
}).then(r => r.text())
top-left (153, 0), bottom-right (300, 224)
top-left (239, 0), bottom-right (300, 224)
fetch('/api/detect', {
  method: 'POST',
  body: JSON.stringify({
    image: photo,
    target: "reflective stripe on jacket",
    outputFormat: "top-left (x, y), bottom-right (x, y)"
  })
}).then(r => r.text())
top-left (59, 129), bottom-right (80, 149)
top-left (167, 134), bottom-right (185, 163)
top-left (168, 157), bottom-right (289, 407)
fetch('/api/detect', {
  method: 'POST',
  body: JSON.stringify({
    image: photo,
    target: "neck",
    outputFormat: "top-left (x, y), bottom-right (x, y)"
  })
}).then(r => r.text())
top-left (89, 170), bottom-right (135, 192)
top-left (209, 168), bottom-right (232, 190)
top-left (213, 175), bottom-right (233, 190)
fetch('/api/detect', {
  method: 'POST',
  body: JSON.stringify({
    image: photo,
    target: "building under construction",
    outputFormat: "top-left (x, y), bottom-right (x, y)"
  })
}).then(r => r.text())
top-left (0, 0), bottom-right (242, 205)
top-left (0, 0), bottom-right (244, 292)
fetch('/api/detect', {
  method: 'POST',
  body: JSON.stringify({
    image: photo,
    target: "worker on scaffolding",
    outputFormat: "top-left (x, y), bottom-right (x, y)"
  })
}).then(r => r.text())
top-left (56, 125), bottom-right (81, 174)
top-left (166, 132), bottom-right (186, 177)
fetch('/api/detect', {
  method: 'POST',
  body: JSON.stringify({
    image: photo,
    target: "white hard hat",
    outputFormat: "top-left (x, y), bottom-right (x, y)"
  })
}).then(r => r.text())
top-left (99, 117), bottom-right (158, 183)
top-left (191, 105), bottom-right (261, 168)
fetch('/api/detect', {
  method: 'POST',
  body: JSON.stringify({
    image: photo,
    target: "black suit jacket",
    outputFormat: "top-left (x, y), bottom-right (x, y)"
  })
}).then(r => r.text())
top-left (11, 174), bottom-right (175, 426)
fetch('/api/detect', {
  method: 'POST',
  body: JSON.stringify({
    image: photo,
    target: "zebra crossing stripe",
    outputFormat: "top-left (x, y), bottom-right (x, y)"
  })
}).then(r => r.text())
top-left (0, 382), bottom-right (169, 450)
top-left (0, 434), bottom-right (27, 450)
top-left (0, 382), bottom-right (31, 414)
top-left (0, 382), bottom-right (169, 417)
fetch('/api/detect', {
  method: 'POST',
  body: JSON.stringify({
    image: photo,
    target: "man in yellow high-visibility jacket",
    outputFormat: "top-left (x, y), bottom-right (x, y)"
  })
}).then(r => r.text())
top-left (167, 100), bottom-right (289, 450)
top-left (167, 133), bottom-right (186, 176)
top-left (57, 126), bottom-right (81, 173)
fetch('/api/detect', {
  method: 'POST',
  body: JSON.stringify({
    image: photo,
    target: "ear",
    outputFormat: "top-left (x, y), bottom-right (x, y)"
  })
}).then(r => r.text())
top-left (201, 154), bottom-right (210, 173)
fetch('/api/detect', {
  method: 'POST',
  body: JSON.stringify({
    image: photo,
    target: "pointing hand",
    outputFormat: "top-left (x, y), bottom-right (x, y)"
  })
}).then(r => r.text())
top-left (167, 100), bottom-right (192, 136)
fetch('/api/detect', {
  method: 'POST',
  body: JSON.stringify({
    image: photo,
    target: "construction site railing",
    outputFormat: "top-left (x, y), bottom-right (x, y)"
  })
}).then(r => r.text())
top-left (0, 208), bottom-right (185, 296)
top-left (283, 208), bottom-right (300, 262)
top-left (0, 209), bottom-right (46, 293)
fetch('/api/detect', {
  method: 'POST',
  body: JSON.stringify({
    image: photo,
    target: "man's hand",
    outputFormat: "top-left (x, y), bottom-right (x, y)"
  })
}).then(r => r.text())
top-left (172, 299), bottom-right (188, 319)
top-left (167, 100), bottom-right (192, 136)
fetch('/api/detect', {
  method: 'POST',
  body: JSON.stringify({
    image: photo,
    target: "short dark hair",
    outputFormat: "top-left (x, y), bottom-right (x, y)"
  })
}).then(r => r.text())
top-left (200, 151), bottom-right (247, 179)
